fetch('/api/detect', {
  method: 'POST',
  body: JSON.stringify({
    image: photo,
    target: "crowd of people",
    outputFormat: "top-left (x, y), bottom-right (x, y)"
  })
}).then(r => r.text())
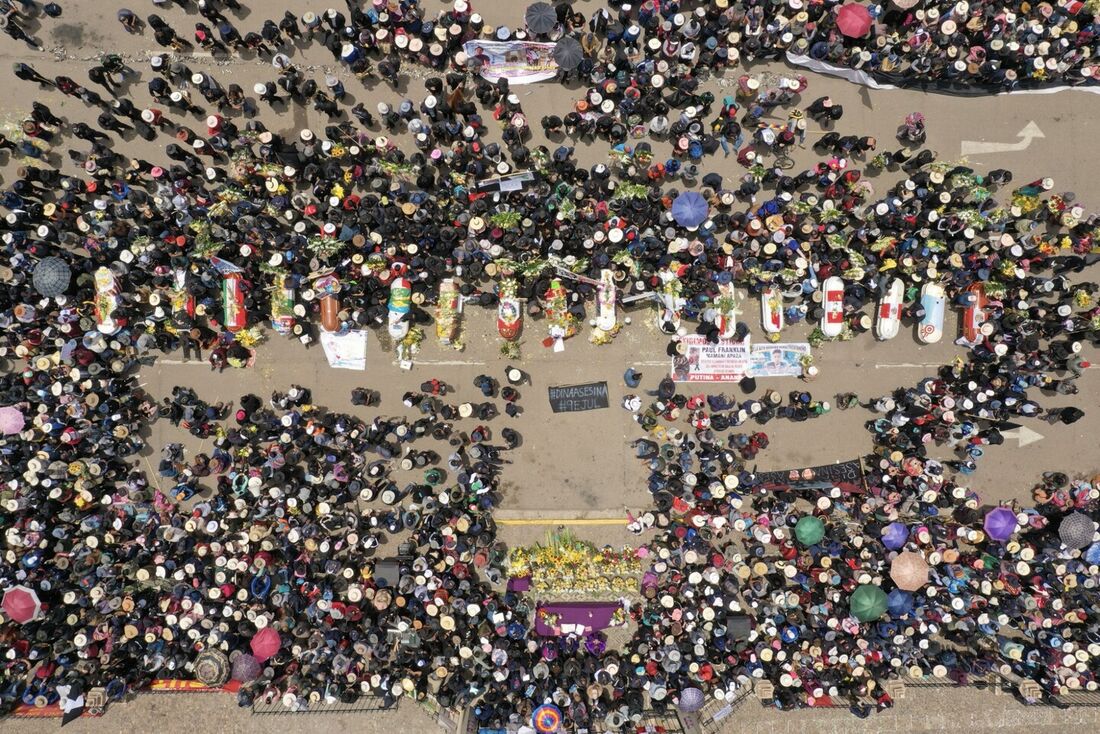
top-left (0, 0), bottom-right (1099, 730)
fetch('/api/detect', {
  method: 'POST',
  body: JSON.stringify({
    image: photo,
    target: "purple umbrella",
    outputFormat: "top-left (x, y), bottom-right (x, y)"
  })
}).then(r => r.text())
top-left (984, 507), bottom-right (1018, 542)
top-left (231, 653), bottom-right (263, 682)
top-left (881, 522), bottom-right (908, 550)
top-left (671, 191), bottom-right (709, 229)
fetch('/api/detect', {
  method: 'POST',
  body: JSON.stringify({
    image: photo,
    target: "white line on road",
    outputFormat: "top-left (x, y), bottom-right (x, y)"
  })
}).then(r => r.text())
top-left (874, 362), bottom-right (947, 369)
top-left (397, 360), bottom-right (486, 366)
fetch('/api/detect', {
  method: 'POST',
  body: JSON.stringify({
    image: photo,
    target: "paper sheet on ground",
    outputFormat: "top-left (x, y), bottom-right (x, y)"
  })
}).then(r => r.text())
top-left (320, 329), bottom-right (368, 370)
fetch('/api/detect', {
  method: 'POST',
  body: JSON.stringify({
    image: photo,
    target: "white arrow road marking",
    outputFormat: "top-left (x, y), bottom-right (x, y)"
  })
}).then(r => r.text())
top-left (1001, 425), bottom-right (1045, 447)
top-left (961, 121), bottom-right (1045, 156)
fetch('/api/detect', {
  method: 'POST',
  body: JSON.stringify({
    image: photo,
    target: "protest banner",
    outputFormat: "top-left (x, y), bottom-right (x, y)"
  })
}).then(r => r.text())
top-left (670, 336), bottom-right (750, 382)
top-left (749, 343), bottom-right (811, 378)
top-left (548, 382), bottom-right (610, 412)
top-left (463, 40), bottom-right (557, 84)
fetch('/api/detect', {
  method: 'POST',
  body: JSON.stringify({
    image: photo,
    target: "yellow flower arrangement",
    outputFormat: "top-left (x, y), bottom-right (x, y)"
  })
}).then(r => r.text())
top-left (508, 529), bottom-right (640, 597)
top-left (332, 183), bottom-right (345, 199)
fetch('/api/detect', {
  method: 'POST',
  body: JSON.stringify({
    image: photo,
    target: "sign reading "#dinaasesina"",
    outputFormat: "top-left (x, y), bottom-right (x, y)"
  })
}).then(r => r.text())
top-left (547, 382), bottom-right (610, 413)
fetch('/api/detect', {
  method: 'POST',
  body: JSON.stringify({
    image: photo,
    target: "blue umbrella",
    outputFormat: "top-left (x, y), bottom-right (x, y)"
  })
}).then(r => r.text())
top-left (881, 522), bottom-right (909, 550)
top-left (671, 191), bottom-right (709, 229)
top-left (886, 589), bottom-right (914, 618)
top-left (1085, 542), bottom-right (1100, 565)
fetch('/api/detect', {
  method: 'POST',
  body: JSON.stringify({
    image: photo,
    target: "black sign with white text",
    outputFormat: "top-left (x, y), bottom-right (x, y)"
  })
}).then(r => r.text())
top-left (548, 382), bottom-right (610, 413)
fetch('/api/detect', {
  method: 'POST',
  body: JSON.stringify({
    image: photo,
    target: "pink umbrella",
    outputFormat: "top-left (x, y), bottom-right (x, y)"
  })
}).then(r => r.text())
top-left (890, 552), bottom-right (929, 591)
top-left (0, 406), bottom-right (25, 435)
top-left (250, 627), bottom-right (281, 662)
top-left (2, 585), bottom-right (42, 623)
top-left (836, 3), bottom-right (873, 37)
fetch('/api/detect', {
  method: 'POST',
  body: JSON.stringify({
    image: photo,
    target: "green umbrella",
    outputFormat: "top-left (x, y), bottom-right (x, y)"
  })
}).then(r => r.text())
top-left (794, 516), bottom-right (825, 545)
top-left (850, 584), bottom-right (888, 622)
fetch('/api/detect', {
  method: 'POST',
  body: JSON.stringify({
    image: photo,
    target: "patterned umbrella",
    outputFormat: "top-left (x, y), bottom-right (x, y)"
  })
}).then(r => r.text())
top-left (231, 653), bottom-right (263, 682)
top-left (1059, 512), bottom-right (1096, 549)
top-left (32, 256), bottom-right (71, 297)
top-left (194, 649), bottom-right (230, 686)
top-left (532, 703), bottom-right (563, 732)
top-left (0, 406), bottom-right (25, 435)
top-left (677, 687), bottom-right (706, 712)
top-left (2, 585), bottom-right (42, 623)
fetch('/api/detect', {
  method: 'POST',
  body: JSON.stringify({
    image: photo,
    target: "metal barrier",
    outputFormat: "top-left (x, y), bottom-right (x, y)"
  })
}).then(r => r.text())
top-left (251, 694), bottom-right (392, 715)
top-left (1051, 690), bottom-right (1100, 708)
top-left (695, 686), bottom-right (754, 734)
top-left (583, 709), bottom-right (687, 734)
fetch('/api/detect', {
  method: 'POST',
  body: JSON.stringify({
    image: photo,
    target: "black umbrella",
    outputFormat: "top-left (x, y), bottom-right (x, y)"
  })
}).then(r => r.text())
top-left (32, 256), bottom-right (71, 297)
top-left (1059, 512), bottom-right (1095, 549)
top-left (525, 2), bottom-right (556, 35)
top-left (552, 36), bottom-right (583, 70)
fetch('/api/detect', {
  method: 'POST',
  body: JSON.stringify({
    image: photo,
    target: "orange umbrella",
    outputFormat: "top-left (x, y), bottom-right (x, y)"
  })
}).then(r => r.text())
top-left (890, 551), bottom-right (929, 591)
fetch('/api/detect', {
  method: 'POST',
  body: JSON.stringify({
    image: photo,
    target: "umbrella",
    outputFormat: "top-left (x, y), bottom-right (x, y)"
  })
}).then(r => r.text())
top-left (552, 37), bottom-right (583, 70)
top-left (231, 653), bottom-right (263, 682)
top-left (1059, 512), bottom-right (1096, 549)
top-left (194, 650), bottom-right (230, 686)
top-left (836, 3), bottom-right (873, 37)
top-left (1086, 542), bottom-right (1100, 565)
top-left (32, 256), bottom-right (71, 297)
top-left (849, 584), bottom-right (887, 622)
top-left (0, 406), bottom-right (25, 435)
top-left (881, 522), bottom-right (908, 550)
top-left (532, 703), bottom-right (563, 733)
top-left (525, 2), bottom-right (557, 35)
top-left (671, 191), bottom-right (709, 229)
top-left (886, 589), bottom-right (914, 617)
top-left (2, 585), bottom-right (42, 623)
top-left (890, 551), bottom-right (929, 591)
top-left (794, 515), bottom-right (825, 545)
top-left (983, 507), bottom-right (1018, 542)
top-left (891, 0), bottom-right (920, 8)
top-left (677, 687), bottom-right (705, 713)
top-left (250, 627), bottom-right (281, 662)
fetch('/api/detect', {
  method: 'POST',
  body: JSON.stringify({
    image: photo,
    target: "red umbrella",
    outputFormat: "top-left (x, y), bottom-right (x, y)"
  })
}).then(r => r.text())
top-left (2, 585), bottom-right (42, 623)
top-left (250, 627), bottom-right (281, 662)
top-left (836, 3), bottom-right (873, 37)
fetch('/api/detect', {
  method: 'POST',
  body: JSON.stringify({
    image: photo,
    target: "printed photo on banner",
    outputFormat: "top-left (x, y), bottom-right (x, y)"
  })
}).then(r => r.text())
top-left (463, 40), bottom-right (558, 84)
top-left (670, 335), bottom-right (751, 382)
top-left (749, 343), bottom-right (811, 378)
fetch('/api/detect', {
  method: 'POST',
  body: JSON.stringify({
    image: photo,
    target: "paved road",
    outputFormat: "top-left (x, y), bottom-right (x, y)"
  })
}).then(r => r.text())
top-left (2, 2), bottom-right (1099, 733)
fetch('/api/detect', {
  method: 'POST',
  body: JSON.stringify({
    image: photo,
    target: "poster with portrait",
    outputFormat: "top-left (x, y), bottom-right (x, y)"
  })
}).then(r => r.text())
top-left (670, 336), bottom-right (751, 383)
top-left (749, 343), bottom-right (810, 378)
top-left (463, 40), bottom-right (558, 84)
